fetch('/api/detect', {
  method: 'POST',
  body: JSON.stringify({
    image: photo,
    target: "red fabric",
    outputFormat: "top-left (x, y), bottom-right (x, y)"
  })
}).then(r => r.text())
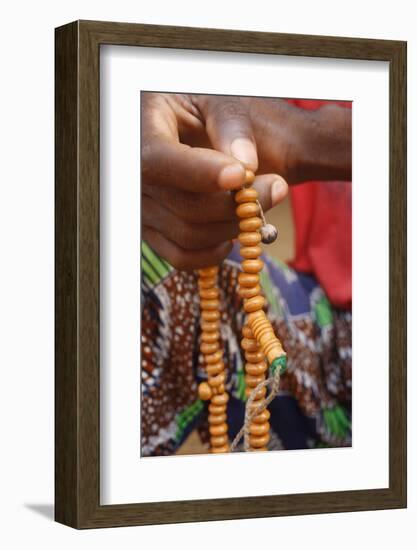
top-left (286, 99), bottom-right (352, 310)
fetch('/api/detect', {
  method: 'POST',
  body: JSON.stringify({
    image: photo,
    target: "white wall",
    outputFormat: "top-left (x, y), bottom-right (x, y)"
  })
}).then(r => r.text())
top-left (0, 1), bottom-right (415, 548)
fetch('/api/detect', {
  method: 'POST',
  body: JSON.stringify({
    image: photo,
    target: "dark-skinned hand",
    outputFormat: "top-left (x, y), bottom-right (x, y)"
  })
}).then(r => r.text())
top-left (141, 93), bottom-right (351, 270)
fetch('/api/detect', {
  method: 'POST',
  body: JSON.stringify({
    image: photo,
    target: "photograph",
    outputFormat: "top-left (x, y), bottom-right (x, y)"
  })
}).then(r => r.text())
top-left (52, 19), bottom-right (406, 528)
top-left (0, 0), bottom-right (412, 544)
top-left (140, 92), bottom-right (352, 457)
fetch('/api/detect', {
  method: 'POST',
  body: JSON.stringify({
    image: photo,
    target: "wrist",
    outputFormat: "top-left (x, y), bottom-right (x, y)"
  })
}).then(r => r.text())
top-left (295, 105), bottom-right (352, 183)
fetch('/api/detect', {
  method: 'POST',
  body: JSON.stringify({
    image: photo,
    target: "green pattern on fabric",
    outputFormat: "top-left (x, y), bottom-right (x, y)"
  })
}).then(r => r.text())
top-left (260, 269), bottom-right (283, 318)
top-left (235, 368), bottom-right (247, 401)
top-left (141, 241), bottom-right (173, 286)
top-left (314, 295), bottom-right (333, 328)
top-left (174, 399), bottom-right (204, 442)
top-left (142, 257), bottom-right (159, 286)
top-left (315, 441), bottom-right (330, 448)
top-left (323, 405), bottom-right (351, 438)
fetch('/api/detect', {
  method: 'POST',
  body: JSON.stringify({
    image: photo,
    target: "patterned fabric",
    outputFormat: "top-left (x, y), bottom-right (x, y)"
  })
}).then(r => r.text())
top-left (141, 241), bottom-right (352, 456)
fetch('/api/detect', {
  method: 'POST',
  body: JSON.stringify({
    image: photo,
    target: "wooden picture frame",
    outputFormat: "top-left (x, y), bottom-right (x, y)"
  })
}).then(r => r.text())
top-left (55, 20), bottom-right (407, 528)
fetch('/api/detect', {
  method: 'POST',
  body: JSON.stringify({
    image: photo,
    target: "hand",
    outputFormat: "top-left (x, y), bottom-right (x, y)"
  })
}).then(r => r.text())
top-left (142, 173), bottom-right (287, 270)
top-left (141, 93), bottom-right (288, 270)
top-left (141, 93), bottom-right (351, 270)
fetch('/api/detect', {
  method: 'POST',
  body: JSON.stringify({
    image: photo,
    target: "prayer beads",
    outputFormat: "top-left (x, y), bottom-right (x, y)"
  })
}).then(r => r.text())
top-left (197, 169), bottom-right (287, 453)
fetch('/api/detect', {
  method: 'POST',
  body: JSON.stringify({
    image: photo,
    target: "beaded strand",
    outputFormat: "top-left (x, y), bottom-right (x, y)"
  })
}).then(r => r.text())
top-left (197, 169), bottom-right (287, 453)
top-left (197, 266), bottom-right (230, 453)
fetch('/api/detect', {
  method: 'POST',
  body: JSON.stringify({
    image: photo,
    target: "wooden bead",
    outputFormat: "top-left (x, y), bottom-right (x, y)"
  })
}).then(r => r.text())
top-left (242, 259), bottom-right (264, 274)
top-left (200, 341), bottom-right (219, 355)
top-left (238, 285), bottom-right (263, 299)
top-left (238, 232), bottom-right (261, 247)
top-left (208, 372), bottom-right (226, 388)
top-left (198, 277), bottom-right (216, 289)
top-left (238, 284), bottom-right (261, 299)
top-left (241, 338), bottom-right (260, 352)
top-left (201, 310), bottom-right (220, 322)
top-left (198, 267), bottom-right (218, 277)
top-left (200, 298), bottom-right (220, 311)
top-left (240, 245), bottom-right (262, 259)
top-left (247, 309), bottom-right (264, 325)
top-left (201, 330), bottom-right (220, 343)
top-left (260, 223), bottom-right (278, 244)
top-left (264, 343), bottom-right (285, 366)
top-left (245, 169), bottom-right (256, 184)
top-left (245, 373), bottom-right (265, 387)
top-left (239, 216), bottom-right (262, 232)
top-left (249, 422), bottom-right (270, 437)
top-left (199, 287), bottom-right (219, 300)
top-left (236, 202), bottom-right (260, 219)
top-left (235, 187), bottom-right (258, 204)
top-left (249, 434), bottom-right (269, 448)
top-left (238, 272), bottom-right (260, 287)
top-left (245, 350), bottom-right (265, 363)
top-left (209, 403), bottom-right (226, 415)
top-left (245, 362), bottom-right (268, 376)
top-left (258, 331), bottom-right (281, 352)
top-left (198, 382), bottom-right (212, 401)
top-left (212, 393), bottom-right (229, 405)
top-left (251, 409), bottom-right (271, 424)
top-left (247, 397), bottom-right (266, 409)
top-left (242, 325), bottom-right (254, 338)
top-left (210, 434), bottom-right (228, 447)
top-left (215, 384), bottom-right (226, 395)
top-left (244, 295), bottom-right (265, 313)
top-left (248, 306), bottom-right (285, 363)
top-left (256, 326), bottom-right (273, 342)
top-left (201, 320), bottom-right (220, 332)
top-left (206, 362), bottom-right (224, 376)
top-left (208, 413), bottom-right (227, 425)
top-left (211, 445), bottom-right (229, 453)
top-left (248, 308), bottom-right (268, 328)
top-left (205, 350), bottom-right (223, 364)
top-left (245, 385), bottom-right (267, 399)
top-left (209, 422), bottom-right (228, 436)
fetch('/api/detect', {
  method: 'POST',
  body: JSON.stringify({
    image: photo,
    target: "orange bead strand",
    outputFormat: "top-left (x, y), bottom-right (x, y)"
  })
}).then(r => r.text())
top-left (197, 266), bottom-right (230, 453)
top-left (196, 169), bottom-right (286, 454)
top-left (234, 170), bottom-right (287, 451)
top-left (241, 323), bottom-right (270, 451)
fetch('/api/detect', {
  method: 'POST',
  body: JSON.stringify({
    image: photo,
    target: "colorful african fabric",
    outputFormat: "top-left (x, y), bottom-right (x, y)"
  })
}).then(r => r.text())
top-left (141, 241), bottom-right (352, 456)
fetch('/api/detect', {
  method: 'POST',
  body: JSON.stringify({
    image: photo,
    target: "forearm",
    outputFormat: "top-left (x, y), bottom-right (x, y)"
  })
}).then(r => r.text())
top-left (247, 98), bottom-right (352, 184)
top-left (294, 104), bottom-right (352, 183)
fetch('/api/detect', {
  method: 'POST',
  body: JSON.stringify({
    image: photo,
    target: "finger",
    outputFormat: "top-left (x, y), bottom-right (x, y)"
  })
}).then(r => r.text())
top-left (194, 96), bottom-right (258, 170)
top-left (142, 138), bottom-right (246, 192)
top-left (143, 227), bottom-right (233, 272)
top-left (142, 194), bottom-right (239, 249)
top-left (252, 174), bottom-right (289, 213)
top-left (142, 174), bottom-right (288, 224)
top-left (142, 183), bottom-right (237, 224)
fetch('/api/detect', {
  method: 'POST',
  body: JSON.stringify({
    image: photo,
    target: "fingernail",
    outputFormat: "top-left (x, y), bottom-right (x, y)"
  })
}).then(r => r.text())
top-left (271, 176), bottom-right (288, 206)
top-left (218, 163), bottom-right (245, 190)
top-left (230, 138), bottom-right (258, 169)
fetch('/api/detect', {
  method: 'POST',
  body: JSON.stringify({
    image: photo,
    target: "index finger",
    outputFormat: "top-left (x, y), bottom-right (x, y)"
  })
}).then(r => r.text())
top-left (141, 137), bottom-right (246, 192)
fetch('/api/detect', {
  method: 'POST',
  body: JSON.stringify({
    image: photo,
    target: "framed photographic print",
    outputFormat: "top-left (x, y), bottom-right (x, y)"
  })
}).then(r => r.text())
top-left (55, 20), bottom-right (406, 528)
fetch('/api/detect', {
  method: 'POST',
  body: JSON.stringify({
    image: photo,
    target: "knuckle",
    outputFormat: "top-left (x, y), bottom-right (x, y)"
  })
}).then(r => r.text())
top-left (212, 98), bottom-right (246, 121)
top-left (172, 193), bottom-right (201, 223)
top-left (175, 220), bottom-right (201, 250)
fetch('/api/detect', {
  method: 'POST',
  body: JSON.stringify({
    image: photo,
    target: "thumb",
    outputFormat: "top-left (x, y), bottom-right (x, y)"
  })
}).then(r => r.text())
top-left (194, 95), bottom-right (258, 171)
top-left (253, 174), bottom-right (289, 212)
